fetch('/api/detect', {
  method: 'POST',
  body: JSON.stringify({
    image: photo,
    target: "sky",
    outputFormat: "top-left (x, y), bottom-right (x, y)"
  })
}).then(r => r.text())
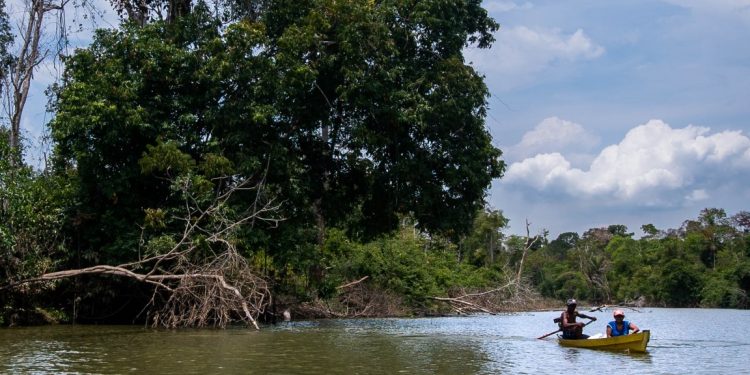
top-left (9, 0), bottom-right (750, 239)
top-left (8, 0), bottom-right (119, 167)
top-left (465, 0), bottom-right (750, 238)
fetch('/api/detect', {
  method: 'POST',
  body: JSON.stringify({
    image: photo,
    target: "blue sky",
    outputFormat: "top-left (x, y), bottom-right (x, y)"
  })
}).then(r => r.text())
top-left (467, 0), bottom-right (750, 238)
top-left (12, 0), bottom-right (750, 239)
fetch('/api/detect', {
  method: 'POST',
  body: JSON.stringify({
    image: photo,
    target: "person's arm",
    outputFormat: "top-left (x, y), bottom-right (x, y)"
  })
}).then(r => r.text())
top-left (577, 312), bottom-right (597, 321)
top-left (629, 322), bottom-right (640, 333)
top-left (606, 324), bottom-right (613, 337)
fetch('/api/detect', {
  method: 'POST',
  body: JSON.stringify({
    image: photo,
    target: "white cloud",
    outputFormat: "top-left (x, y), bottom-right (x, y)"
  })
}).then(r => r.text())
top-left (504, 120), bottom-right (750, 206)
top-left (483, 1), bottom-right (750, 237)
top-left (466, 26), bottom-right (604, 90)
top-left (495, 26), bottom-right (604, 69)
top-left (661, 0), bottom-right (750, 13)
top-left (504, 152), bottom-right (576, 189)
top-left (506, 116), bottom-right (599, 161)
top-left (661, 0), bottom-right (750, 24)
top-left (484, 1), bottom-right (533, 13)
top-left (686, 189), bottom-right (709, 202)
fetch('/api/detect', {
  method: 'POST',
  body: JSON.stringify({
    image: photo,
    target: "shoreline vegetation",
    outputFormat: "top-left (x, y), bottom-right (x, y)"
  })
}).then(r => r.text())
top-left (4, 205), bottom-right (749, 328)
top-left (1, 1), bottom-right (748, 329)
top-left (0, 291), bottom-right (653, 328)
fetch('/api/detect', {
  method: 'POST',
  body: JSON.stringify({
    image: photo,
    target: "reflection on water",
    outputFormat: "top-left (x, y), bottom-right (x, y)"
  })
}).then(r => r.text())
top-left (0, 308), bottom-right (749, 374)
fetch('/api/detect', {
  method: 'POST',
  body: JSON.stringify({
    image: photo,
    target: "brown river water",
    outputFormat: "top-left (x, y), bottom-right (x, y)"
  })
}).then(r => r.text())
top-left (1, 308), bottom-right (748, 374)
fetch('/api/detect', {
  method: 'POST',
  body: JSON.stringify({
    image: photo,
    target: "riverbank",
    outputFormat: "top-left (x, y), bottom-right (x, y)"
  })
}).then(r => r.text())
top-left (3, 284), bottom-right (563, 327)
top-left (278, 283), bottom-right (563, 322)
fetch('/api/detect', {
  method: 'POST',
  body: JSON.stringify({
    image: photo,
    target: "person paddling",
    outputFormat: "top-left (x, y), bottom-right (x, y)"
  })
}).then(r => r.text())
top-left (606, 309), bottom-right (640, 337)
top-left (561, 298), bottom-right (596, 339)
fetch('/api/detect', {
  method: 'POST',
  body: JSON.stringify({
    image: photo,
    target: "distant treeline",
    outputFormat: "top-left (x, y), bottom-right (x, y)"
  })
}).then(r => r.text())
top-left (520, 208), bottom-right (750, 309)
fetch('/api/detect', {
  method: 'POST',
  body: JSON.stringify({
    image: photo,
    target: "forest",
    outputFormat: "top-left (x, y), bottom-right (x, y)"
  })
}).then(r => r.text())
top-left (1, 0), bottom-right (749, 327)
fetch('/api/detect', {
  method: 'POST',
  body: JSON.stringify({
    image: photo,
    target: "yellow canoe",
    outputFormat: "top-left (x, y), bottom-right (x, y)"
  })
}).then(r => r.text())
top-left (558, 330), bottom-right (650, 353)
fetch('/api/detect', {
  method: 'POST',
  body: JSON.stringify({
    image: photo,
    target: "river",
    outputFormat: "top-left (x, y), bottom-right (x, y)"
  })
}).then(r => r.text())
top-left (1, 308), bottom-right (748, 374)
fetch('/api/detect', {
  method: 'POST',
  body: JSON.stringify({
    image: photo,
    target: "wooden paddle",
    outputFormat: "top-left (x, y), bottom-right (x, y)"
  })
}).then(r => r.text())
top-left (537, 318), bottom-right (595, 340)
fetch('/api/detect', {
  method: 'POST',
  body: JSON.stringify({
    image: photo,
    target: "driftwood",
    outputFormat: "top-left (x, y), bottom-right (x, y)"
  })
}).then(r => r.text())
top-left (433, 220), bottom-right (545, 316)
top-left (589, 304), bottom-right (643, 313)
top-left (295, 278), bottom-right (405, 319)
top-left (430, 275), bottom-right (545, 315)
top-left (336, 276), bottom-right (369, 290)
top-left (430, 296), bottom-right (496, 315)
top-left (2, 176), bottom-right (280, 329)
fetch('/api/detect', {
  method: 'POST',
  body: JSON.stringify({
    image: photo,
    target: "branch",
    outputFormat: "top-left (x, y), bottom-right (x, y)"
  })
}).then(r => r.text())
top-left (2, 175), bottom-right (277, 329)
top-left (429, 296), bottom-right (496, 315)
top-left (456, 280), bottom-right (516, 298)
top-left (336, 276), bottom-right (369, 289)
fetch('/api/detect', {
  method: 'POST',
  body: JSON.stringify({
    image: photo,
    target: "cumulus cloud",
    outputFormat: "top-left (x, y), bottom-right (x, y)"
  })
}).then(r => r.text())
top-left (494, 26), bottom-right (603, 70)
top-left (505, 117), bottom-right (600, 162)
top-left (503, 120), bottom-right (750, 206)
top-left (466, 26), bottom-right (605, 90)
top-left (484, 1), bottom-right (533, 13)
top-left (686, 189), bottom-right (709, 202)
top-left (661, 0), bottom-right (750, 24)
top-left (662, 0), bottom-right (750, 13)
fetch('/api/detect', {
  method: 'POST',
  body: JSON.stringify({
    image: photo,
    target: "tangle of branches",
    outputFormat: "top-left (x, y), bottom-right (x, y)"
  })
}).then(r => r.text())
top-left (3, 175), bottom-right (282, 329)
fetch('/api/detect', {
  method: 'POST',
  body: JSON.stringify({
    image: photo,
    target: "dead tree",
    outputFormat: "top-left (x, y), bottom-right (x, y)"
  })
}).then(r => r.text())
top-left (2, 175), bottom-right (282, 329)
top-left (2, 0), bottom-right (70, 162)
top-left (430, 219), bottom-right (546, 315)
top-left (295, 276), bottom-right (407, 319)
top-left (430, 273), bottom-right (544, 315)
top-left (515, 219), bottom-right (539, 290)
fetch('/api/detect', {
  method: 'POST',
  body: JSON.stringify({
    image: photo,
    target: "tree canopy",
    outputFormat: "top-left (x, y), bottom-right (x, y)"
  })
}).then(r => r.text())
top-left (3, 0), bottom-right (747, 327)
top-left (49, 0), bottom-right (504, 268)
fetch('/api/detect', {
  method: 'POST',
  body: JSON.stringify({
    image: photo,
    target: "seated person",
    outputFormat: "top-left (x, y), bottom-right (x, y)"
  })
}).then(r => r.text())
top-left (561, 298), bottom-right (596, 339)
top-left (606, 309), bottom-right (640, 337)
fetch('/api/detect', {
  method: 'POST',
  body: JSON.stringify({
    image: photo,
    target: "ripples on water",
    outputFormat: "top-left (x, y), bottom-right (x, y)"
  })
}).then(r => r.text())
top-left (0, 308), bottom-right (748, 374)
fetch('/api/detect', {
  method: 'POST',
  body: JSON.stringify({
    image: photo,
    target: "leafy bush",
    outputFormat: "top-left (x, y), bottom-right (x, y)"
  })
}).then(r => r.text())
top-left (322, 228), bottom-right (505, 310)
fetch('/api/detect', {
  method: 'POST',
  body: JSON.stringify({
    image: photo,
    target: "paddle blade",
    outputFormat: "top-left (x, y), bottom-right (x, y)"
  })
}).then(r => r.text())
top-left (537, 329), bottom-right (560, 339)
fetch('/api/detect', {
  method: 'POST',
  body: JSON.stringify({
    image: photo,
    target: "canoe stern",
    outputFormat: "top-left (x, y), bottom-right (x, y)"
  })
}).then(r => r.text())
top-left (558, 330), bottom-right (650, 353)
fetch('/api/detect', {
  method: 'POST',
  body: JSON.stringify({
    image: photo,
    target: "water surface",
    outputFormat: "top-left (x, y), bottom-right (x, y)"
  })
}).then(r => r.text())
top-left (1, 308), bottom-right (748, 374)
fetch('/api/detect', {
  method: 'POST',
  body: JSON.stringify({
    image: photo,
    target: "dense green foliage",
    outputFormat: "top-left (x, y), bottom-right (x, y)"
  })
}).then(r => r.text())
top-left (0, 0), bottom-right (11, 86)
top-left (49, 0), bottom-right (502, 275)
top-left (321, 226), bottom-right (504, 306)
top-left (3, 0), bottom-right (507, 321)
top-left (1, 1), bottom-right (748, 324)
top-left (523, 209), bottom-right (750, 308)
top-left (1, 134), bottom-right (74, 323)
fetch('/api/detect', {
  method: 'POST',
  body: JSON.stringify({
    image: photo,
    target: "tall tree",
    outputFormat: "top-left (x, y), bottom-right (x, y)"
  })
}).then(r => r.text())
top-left (2, 0), bottom-right (70, 164)
top-left (459, 208), bottom-right (508, 265)
top-left (547, 232), bottom-right (579, 260)
top-left (260, 0), bottom-right (504, 243)
top-left (107, 0), bottom-right (269, 25)
top-left (49, 0), bottom-right (505, 271)
top-left (0, 0), bottom-right (12, 97)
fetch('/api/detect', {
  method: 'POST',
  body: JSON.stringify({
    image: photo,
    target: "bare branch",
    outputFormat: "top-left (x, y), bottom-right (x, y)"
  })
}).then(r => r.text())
top-left (336, 276), bottom-right (369, 290)
top-left (2, 175), bottom-right (281, 329)
top-left (429, 296), bottom-right (496, 315)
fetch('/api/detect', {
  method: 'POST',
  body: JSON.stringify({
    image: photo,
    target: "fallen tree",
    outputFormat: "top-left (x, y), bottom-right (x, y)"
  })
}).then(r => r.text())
top-left (2, 175), bottom-right (281, 329)
top-left (431, 220), bottom-right (547, 315)
top-left (294, 277), bottom-right (407, 319)
top-left (430, 274), bottom-right (546, 315)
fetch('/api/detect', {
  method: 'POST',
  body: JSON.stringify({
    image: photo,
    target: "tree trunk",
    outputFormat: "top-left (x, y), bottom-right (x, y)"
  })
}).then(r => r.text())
top-left (168, 0), bottom-right (191, 23)
top-left (516, 219), bottom-right (539, 292)
top-left (1, 176), bottom-right (279, 329)
top-left (6, 0), bottom-right (45, 163)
